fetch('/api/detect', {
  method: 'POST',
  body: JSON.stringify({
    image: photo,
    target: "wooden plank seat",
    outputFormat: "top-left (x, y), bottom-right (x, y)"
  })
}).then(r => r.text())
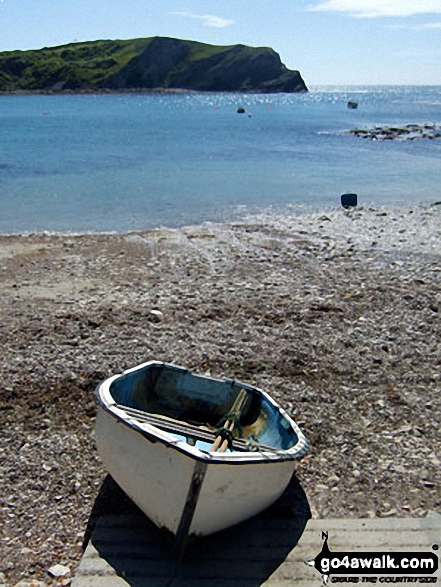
top-left (115, 404), bottom-right (276, 453)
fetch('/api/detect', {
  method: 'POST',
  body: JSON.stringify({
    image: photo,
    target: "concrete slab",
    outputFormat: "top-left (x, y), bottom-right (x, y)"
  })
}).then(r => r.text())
top-left (72, 510), bottom-right (440, 587)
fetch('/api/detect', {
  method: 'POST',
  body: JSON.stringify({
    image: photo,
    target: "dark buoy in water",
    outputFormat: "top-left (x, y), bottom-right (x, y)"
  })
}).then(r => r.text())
top-left (237, 107), bottom-right (245, 114)
top-left (341, 193), bottom-right (358, 208)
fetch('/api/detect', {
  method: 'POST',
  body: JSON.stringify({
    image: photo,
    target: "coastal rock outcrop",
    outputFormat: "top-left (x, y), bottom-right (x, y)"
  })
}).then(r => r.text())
top-left (348, 123), bottom-right (441, 141)
top-left (0, 36), bottom-right (308, 93)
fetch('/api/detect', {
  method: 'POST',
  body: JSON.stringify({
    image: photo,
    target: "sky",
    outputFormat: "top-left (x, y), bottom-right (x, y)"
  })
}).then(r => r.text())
top-left (0, 0), bottom-right (440, 85)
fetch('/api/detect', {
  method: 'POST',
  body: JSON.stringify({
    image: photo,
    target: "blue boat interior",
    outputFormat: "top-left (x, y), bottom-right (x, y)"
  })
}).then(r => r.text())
top-left (108, 363), bottom-right (299, 451)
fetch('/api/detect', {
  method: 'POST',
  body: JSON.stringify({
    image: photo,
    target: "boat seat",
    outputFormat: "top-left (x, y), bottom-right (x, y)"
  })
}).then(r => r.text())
top-left (114, 404), bottom-right (276, 453)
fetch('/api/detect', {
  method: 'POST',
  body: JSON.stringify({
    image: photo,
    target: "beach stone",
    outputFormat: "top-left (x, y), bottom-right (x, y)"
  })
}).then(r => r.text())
top-left (147, 309), bottom-right (164, 322)
top-left (379, 508), bottom-right (397, 517)
top-left (47, 564), bottom-right (70, 578)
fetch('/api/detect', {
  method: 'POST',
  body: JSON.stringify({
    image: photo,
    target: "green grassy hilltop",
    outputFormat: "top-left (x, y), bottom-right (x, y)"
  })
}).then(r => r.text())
top-left (0, 36), bottom-right (308, 93)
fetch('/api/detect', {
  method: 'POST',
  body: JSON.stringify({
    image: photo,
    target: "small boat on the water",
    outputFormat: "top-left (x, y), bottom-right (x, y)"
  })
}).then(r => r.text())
top-left (347, 100), bottom-right (359, 109)
top-left (95, 361), bottom-right (309, 546)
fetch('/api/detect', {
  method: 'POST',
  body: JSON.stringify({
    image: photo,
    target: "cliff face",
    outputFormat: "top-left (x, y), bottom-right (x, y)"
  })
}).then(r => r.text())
top-left (104, 37), bottom-right (190, 90)
top-left (0, 37), bottom-right (308, 93)
top-left (106, 38), bottom-right (307, 92)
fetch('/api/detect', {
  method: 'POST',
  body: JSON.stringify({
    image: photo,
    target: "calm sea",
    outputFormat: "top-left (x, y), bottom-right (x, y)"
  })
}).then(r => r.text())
top-left (0, 86), bottom-right (440, 233)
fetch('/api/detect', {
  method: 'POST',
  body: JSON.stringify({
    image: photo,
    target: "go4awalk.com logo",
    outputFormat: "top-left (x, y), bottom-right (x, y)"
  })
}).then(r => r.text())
top-left (308, 532), bottom-right (439, 585)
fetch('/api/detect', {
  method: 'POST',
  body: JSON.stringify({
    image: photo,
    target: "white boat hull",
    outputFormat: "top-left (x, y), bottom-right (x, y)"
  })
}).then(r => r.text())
top-left (95, 407), bottom-right (296, 537)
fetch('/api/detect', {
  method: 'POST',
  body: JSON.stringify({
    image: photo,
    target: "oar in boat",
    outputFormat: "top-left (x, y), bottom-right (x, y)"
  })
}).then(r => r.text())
top-left (210, 388), bottom-right (249, 452)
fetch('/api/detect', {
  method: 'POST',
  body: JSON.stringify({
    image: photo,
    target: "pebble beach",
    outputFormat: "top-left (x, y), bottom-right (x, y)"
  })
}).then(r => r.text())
top-left (1, 203), bottom-right (440, 586)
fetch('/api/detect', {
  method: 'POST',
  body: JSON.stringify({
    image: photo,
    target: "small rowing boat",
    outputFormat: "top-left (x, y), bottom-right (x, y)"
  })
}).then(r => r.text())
top-left (95, 361), bottom-right (309, 546)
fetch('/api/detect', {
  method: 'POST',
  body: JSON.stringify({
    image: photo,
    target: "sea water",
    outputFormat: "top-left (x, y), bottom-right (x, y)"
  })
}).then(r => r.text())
top-left (0, 86), bottom-right (440, 233)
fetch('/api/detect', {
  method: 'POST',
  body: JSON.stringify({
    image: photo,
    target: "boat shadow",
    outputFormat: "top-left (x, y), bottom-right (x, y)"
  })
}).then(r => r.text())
top-left (83, 473), bottom-right (311, 586)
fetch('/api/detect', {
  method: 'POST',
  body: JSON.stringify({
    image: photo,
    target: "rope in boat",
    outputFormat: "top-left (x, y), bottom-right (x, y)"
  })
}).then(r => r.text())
top-left (210, 388), bottom-right (249, 452)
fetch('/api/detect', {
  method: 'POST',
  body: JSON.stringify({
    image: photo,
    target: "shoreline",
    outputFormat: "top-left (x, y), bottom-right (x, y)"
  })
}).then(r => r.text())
top-left (1, 203), bottom-right (440, 585)
top-left (1, 84), bottom-right (440, 98)
top-left (0, 86), bottom-right (308, 97)
top-left (0, 200), bottom-right (440, 239)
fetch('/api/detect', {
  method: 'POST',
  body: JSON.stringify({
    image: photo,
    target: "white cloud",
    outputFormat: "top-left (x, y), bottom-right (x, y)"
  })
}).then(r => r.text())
top-left (421, 21), bottom-right (441, 29)
top-left (391, 21), bottom-right (441, 30)
top-left (308, 0), bottom-right (441, 18)
top-left (170, 12), bottom-right (234, 29)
